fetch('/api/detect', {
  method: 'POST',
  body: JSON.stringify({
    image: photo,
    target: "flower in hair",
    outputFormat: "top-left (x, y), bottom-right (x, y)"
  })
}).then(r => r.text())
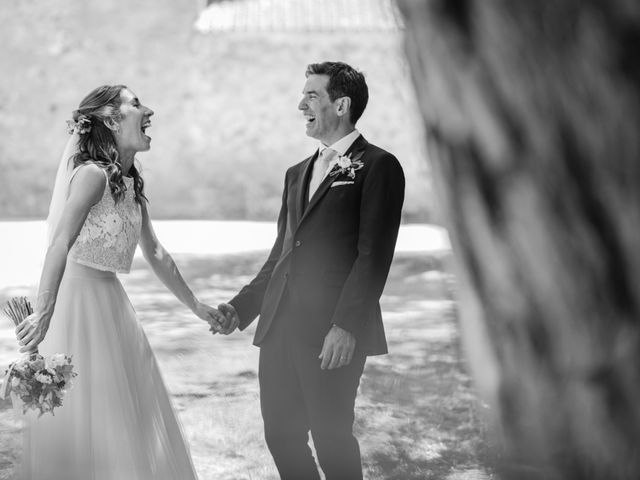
top-left (66, 115), bottom-right (92, 135)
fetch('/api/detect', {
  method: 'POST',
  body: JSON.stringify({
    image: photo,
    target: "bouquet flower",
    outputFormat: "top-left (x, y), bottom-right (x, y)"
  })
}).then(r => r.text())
top-left (0, 297), bottom-right (77, 416)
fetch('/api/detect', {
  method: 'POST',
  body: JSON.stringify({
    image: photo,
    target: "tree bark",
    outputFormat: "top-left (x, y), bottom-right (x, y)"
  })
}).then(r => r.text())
top-left (396, 1), bottom-right (640, 478)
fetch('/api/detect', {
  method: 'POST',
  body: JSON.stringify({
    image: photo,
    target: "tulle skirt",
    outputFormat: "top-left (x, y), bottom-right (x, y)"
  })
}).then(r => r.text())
top-left (20, 261), bottom-right (198, 480)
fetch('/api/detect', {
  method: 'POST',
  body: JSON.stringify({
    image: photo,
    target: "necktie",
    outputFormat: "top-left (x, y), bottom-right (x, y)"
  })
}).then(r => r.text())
top-left (308, 148), bottom-right (336, 200)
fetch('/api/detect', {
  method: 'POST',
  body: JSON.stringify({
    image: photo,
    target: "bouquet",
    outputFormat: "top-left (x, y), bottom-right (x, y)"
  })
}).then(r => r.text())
top-left (0, 297), bottom-right (77, 416)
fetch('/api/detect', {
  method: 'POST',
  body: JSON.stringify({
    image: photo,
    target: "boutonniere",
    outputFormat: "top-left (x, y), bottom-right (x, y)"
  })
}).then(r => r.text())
top-left (329, 151), bottom-right (364, 180)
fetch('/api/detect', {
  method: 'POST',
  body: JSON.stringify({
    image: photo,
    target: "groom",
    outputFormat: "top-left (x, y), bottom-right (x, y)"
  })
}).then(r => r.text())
top-left (218, 61), bottom-right (405, 480)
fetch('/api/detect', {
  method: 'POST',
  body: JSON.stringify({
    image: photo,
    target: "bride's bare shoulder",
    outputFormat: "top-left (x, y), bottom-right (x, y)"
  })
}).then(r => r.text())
top-left (69, 163), bottom-right (107, 201)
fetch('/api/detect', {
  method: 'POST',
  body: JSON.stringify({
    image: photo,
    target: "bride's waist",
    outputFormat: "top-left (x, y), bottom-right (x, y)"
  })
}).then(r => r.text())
top-left (65, 259), bottom-right (119, 279)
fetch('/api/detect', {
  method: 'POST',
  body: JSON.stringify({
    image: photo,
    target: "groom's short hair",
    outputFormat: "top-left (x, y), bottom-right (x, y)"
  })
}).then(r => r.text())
top-left (306, 62), bottom-right (369, 124)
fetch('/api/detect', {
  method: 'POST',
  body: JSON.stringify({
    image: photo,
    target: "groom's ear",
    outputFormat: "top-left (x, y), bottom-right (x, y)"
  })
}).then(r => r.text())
top-left (335, 97), bottom-right (351, 118)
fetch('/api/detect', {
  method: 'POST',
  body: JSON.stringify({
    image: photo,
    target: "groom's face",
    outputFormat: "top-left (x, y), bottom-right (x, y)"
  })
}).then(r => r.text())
top-left (299, 74), bottom-right (339, 144)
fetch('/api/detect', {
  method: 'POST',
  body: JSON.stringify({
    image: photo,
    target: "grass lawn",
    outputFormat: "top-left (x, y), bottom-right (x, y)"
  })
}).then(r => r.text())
top-left (0, 251), bottom-right (493, 480)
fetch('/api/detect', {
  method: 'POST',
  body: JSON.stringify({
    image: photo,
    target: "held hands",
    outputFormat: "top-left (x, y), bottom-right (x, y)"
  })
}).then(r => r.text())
top-left (15, 312), bottom-right (51, 353)
top-left (319, 324), bottom-right (356, 370)
top-left (191, 301), bottom-right (239, 336)
top-left (216, 303), bottom-right (240, 335)
top-left (193, 302), bottom-right (227, 335)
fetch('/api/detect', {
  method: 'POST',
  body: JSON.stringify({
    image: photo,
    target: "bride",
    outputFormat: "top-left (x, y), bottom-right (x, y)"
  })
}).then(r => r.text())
top-left (14, 84), bottom-right (224, 479)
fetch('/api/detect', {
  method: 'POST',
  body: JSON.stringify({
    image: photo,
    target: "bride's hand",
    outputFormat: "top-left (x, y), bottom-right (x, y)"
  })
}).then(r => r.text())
top-left (15, 312), bottom-right (51, 353)
top-left (193, 302), bottom-right (225, 334)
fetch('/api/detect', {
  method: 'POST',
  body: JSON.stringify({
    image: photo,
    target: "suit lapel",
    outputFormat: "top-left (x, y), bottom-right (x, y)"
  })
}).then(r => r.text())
top-left (295, 151), bottom-right (317, 225)
top-left (298, 135), bottom-right (369, 227)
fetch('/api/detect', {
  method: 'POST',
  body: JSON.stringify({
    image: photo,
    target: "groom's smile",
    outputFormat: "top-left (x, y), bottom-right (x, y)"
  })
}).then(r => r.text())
top-left (304, 114), bottom-right (319, 138)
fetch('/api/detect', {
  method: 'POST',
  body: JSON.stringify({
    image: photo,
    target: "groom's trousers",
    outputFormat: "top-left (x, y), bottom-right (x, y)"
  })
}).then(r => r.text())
top-left (259, 289), bottom-right (367, 480)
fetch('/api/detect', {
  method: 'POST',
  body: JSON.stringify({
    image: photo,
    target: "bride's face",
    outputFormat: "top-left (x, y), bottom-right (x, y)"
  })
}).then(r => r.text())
top-left (114, 88), bottom-right (154, 155)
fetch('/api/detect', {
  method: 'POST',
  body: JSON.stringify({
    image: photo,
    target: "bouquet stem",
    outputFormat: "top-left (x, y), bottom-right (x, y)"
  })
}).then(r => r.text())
top-left (3, 297), bottom-right (38, 355)
top-left (3, 296), bottom-right (33, 327)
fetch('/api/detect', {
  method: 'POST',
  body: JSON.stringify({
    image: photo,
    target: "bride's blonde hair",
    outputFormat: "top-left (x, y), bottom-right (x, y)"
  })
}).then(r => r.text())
top-left (70, 85), bottom-right (147, 204)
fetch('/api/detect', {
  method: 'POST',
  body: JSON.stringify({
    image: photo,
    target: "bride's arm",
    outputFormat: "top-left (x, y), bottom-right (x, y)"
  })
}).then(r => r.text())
top-left (138, 201), bottom-right (222, 330)
top-left (16, 165), bottom-right (106, 352)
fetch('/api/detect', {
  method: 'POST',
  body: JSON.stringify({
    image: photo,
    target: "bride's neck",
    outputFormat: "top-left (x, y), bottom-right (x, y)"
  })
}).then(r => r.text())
top-left (119, 152), bottom-right (135, 177)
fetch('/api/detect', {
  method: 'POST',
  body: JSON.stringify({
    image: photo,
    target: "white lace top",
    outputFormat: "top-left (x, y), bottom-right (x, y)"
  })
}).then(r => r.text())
top-left (68, 168), bottom-right (142, 273)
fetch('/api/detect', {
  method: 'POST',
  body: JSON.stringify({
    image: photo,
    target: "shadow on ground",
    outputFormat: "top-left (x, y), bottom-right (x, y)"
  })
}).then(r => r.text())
top-left (0, 251), bottom-right (494, 480)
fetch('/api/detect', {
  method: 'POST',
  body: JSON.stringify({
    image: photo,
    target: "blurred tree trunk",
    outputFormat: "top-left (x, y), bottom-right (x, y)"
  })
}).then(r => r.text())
top-left (396, 1), bottom-right (640, 479)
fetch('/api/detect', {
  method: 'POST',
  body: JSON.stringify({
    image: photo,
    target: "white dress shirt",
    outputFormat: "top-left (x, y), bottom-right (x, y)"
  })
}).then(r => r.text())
top-left (308, 129), bottom-right (361, 200)
top-left (319, 129), bottom-right (361, 173)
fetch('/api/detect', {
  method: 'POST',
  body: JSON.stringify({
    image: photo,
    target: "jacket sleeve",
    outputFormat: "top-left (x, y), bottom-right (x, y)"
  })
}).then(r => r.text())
top-left (229, 172), bottom-right (289, 330)
top-left (330, 153), bottom-right (405, 336)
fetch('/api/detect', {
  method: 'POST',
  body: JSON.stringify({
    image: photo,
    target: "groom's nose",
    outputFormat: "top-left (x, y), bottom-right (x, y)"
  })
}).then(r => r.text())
top-left (298, 98), bottom-right (307, 111)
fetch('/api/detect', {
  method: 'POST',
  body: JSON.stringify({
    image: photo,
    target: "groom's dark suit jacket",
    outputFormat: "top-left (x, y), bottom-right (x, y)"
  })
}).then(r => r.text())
top-left (229, 135), bottom-right (405, 355)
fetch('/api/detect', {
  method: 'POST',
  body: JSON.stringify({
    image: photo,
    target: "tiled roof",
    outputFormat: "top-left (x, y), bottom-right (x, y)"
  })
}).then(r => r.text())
top-left (195, 0), bottom-right (403, 33)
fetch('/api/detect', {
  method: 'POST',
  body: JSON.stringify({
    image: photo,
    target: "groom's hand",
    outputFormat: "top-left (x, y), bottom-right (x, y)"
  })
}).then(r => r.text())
top-left (319, 325), bottom-right (356, 370)
top-left (217, 303), bottom-right (240, 335)
top-left (193, 302), bottom-right (225, 334)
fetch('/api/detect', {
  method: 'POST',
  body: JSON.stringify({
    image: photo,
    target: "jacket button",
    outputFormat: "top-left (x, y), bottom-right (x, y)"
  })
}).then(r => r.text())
top-left (294, 240), bottom-right (302, 247)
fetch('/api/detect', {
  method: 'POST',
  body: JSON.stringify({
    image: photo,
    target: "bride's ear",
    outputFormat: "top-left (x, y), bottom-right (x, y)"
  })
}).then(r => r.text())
top-left (103, 118), bottom-right (121, 133)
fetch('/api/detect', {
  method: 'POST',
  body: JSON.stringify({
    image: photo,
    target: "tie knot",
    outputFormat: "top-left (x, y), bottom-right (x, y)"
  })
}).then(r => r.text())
top-left (320, 147), bottom-right (336, 162)
top-left (318, 149), bottom-right (336, 172)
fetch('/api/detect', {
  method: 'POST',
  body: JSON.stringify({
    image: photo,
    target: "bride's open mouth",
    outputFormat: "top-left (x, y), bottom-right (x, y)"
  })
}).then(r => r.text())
top-left (141, 120), bottom-right (152, 139)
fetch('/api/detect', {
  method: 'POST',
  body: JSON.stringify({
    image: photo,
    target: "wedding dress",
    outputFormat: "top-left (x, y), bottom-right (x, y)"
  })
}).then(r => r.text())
top-left (21, 170), bottom-right (198, 480)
